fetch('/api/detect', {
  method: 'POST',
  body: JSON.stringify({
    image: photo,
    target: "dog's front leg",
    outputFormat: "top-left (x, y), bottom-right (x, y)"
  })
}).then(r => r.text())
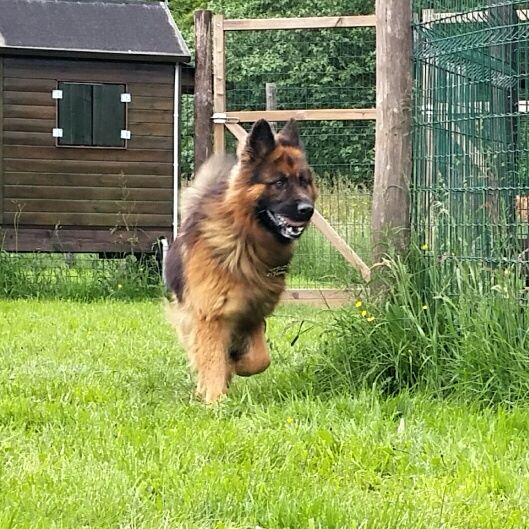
top-left (233, 322), bottom-right (271, 377)
top-left (192, 317), bottom-right (232, 404)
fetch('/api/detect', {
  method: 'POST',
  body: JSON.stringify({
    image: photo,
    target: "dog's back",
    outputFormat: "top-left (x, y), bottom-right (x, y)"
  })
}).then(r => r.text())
top-left (180, 155), bottom-right (236, 222)
top-left (164, 155), bottom-right (236, 300)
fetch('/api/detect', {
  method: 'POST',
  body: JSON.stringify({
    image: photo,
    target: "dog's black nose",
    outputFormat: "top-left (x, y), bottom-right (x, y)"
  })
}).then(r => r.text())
top-left (297, 201), bottom-right (314, 219)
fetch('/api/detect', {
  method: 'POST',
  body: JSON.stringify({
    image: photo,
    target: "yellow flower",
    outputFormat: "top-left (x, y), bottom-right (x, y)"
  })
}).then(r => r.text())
top-left (355, 299), bottom-right (363, 308)
top-left (117, 284), bottom-right (123, 289)
top-left (422, 305), bottom-right (428, 310)
top-left (361, 310), bottom-right (368, 317)
top-left (286, 416), bottom-right (294, 424)
top-left (420, 243), bottom-right (429, 251)
top-left (367, 316), bottom-right (375, 322)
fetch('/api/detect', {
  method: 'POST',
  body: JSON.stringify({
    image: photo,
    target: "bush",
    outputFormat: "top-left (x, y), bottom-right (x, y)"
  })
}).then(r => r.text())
top-left (319, 248), bottom-right (529, 404)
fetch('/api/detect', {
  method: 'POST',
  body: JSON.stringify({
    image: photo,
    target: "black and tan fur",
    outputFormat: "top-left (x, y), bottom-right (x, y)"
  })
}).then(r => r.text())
top-left (164, 119), bottom-right (317, 403)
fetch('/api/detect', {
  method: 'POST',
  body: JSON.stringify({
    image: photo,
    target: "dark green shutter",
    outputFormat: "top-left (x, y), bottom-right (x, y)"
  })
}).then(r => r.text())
top-left (92, 84), bottom-right (125, 147)
top-left (58, 83), bottom-right (93, 146)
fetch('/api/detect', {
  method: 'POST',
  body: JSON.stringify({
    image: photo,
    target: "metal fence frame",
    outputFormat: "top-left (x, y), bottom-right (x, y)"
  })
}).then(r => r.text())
top-left (412, 2), bottom-right (529, 269)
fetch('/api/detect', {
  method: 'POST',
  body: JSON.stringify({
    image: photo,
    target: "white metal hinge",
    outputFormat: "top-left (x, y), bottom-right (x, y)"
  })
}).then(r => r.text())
top-left (121, 93), bottom-right (131, 103)
top-left (121, 130), bottom-right (131, 140)
top-left (52, 128), bottom-right (63, 138)
top-left (212, 112), bottom-right (240, 124)
top-left (52, 89), bottom-right (63, 100)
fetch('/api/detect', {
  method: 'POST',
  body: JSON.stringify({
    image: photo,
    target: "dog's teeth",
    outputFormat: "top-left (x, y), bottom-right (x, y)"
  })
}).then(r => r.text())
top-left (268, 210), bottom-right (305, 239)
top-left (283, 225), bottom-right (304, 238)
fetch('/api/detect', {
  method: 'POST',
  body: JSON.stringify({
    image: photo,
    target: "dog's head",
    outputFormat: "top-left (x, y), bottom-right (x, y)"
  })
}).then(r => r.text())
top-left (238, 119), bottom-right (317, 243)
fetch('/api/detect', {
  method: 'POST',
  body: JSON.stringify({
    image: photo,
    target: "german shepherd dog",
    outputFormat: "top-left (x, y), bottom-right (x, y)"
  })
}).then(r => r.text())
top-left (164, 119), bottom-right (317, 403)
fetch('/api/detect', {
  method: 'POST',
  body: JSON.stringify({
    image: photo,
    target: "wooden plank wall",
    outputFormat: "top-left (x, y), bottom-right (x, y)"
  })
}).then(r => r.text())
top-left (1, 57), bottom-right (175, 230)
top-left (0, 57), bottom-right (3, 226)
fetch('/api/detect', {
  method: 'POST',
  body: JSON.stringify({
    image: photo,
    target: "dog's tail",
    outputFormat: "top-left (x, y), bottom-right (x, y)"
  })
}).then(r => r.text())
top-left (181, 155), bottom-right (236, 221)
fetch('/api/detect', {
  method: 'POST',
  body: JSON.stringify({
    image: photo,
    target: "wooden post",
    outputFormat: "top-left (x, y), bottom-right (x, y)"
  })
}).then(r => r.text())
top-left (212, 14), bottom-right (225, 154)
top-left (193, 10), bottom-right (214, 172)
top-left (266, 82), bottom-right (277, 132)
top-left (372, 0), bottom-right (413, 263)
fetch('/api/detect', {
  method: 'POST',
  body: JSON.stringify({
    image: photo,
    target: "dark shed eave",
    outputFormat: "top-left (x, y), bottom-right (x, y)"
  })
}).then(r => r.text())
top-left (0, 46), bottom-right (190, 64)
top-left (0, 0), bottom-right (190, 60)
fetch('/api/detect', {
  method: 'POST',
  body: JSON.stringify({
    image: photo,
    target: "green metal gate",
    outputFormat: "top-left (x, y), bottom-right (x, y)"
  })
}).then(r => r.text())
top-left (413, 1), bottom-right (529, 265)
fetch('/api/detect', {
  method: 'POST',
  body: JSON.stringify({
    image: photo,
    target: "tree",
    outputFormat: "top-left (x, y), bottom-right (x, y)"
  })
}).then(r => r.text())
top-left (209, 0), bottom-right (376, 186)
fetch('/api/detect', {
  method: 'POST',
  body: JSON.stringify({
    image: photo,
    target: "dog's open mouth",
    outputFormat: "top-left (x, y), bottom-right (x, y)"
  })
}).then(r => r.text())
top-left (266, 210), bottom-right (308, 240)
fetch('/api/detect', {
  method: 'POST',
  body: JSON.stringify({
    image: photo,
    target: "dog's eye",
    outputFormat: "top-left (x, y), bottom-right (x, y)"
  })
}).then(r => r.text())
top-left (274, 176), bottom-right (288, 189)
top-left (299, 174), bottom-right (311, 187)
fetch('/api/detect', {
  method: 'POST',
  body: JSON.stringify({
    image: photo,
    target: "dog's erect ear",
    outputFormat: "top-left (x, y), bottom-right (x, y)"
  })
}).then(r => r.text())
top-left (277, 119), bottom-right (300, 147)
top-left (245, 119), bottom-right (275, 161)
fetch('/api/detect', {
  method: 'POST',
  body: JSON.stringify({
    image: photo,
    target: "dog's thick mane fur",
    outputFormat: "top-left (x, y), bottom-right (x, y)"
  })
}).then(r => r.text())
top-left (180, 154), bottom-right (236, 221)
top-left (174, 150), bottom-right (294, 292)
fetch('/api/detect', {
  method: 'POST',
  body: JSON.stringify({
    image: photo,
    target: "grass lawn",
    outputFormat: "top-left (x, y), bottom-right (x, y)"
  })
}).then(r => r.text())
top-left (1, 299), bottom-right (529, 528)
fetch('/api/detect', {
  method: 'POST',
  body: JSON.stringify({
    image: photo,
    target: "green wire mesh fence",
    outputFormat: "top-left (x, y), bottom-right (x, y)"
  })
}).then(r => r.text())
top-left (413, 1), bottom-right (529, 268)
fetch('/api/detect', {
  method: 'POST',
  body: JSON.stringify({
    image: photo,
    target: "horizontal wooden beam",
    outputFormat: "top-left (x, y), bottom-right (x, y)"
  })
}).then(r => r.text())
top-left (225, 108), bottom-right (376, 122)
top-left (223, 15), bottom-right (376, 31)
top-left (0, 227), bottom-right (172, 252)
top-left (2, 211), bottom-right (172, 227)
top-left (282, 288), bottom-right (355, 308)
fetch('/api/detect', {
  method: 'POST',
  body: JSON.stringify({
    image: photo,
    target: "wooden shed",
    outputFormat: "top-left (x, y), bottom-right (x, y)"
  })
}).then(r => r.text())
top-left (0, 0), bottom-right (192, 253)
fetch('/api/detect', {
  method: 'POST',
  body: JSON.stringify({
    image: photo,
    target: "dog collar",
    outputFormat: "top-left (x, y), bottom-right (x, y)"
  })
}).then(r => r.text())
top-left (266, 265), bottom-right (289, 278)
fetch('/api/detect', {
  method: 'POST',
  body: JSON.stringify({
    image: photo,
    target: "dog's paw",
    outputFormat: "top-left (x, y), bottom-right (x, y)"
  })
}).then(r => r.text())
top-left (195, 380), bottom-right (228, 405)
top-left (205, 390), bottom-right (228, 405)
top-left (205, 385), bottom-right (228, 404)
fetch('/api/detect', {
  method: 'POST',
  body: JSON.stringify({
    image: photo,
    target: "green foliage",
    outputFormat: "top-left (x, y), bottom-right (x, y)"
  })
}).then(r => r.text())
top-left (180, 93), bottom-right (195, 180)
top-left (178, 0), bottom-right (376, 186)
top-left (325, 248), bottom-right (529, 403)
top-left (168, 0), bottom-right (206, 42)
top-left (208, 0), bottom-right (374, 17)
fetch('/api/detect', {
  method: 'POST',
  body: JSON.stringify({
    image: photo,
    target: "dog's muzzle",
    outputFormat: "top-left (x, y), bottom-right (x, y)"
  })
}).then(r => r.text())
top-left (266, 210), bottom-right (310, 240)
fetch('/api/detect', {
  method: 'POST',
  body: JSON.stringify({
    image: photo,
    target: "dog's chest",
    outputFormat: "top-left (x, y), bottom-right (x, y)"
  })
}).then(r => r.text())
top-left (222, 274), bottom-right (284, 322)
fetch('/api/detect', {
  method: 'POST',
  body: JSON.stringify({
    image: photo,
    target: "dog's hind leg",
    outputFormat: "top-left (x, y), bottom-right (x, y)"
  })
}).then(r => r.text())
top-left (192, 317), bottom-right (233, 404)
top-left (232, 322), bottom-right (271, 377)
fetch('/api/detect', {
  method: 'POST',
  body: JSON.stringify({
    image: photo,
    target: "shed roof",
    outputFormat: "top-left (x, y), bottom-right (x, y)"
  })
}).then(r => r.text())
top-left (0, 0), bottom-right (190, 63)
